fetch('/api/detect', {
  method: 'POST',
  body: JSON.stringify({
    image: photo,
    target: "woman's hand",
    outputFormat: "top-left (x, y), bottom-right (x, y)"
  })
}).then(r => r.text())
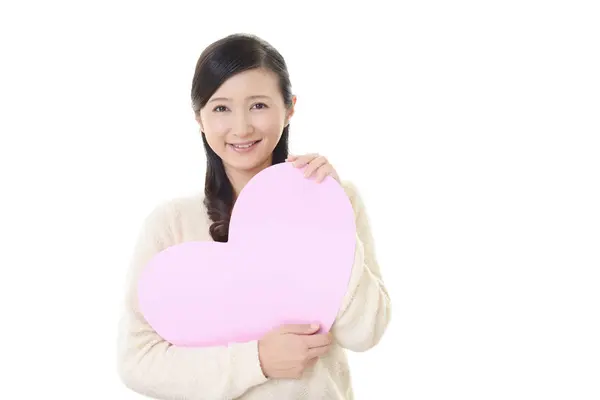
top-left (286, 153), bottom-right (340, 183)
top-left (258, 324), bottom-right (332, 379)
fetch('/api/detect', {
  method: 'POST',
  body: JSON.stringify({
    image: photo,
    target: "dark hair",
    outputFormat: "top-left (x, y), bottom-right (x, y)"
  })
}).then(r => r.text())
top-left (191, 33), bottom-right (293, 242)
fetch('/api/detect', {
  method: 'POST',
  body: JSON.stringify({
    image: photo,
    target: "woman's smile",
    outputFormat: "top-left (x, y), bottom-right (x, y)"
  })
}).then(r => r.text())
top-left (227, 139), bottom-right (262, 153)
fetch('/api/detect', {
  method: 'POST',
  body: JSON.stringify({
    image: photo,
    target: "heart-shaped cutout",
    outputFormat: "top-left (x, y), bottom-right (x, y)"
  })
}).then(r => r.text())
top-left (137, 162), bottom-right (356, 347)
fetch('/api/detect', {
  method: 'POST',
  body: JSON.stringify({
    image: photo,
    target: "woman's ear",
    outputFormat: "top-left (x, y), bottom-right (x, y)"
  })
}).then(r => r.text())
top-left (285, 95), bottom-right (297, 127)
top-left (194, 112), bottom-right (204, 131)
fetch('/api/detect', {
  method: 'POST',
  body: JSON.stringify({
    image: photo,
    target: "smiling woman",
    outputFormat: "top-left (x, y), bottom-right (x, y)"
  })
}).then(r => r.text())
top-left (117, 33), bottom-right (391, 400)
top-left (190, 37), bottom-right (296, 243)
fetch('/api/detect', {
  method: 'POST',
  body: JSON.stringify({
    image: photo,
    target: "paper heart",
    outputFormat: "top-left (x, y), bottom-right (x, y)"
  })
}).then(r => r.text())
top-left (137, 162), bottom-right (356, 347)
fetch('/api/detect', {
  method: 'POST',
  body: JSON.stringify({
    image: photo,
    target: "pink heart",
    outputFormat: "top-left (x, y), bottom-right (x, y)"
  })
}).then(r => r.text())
top-left (137, 162), bottom-right (356, 347)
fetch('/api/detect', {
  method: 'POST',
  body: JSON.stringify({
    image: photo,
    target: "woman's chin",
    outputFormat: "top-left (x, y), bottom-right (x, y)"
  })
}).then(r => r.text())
top-left (224, 153), bottom-right (271, 173)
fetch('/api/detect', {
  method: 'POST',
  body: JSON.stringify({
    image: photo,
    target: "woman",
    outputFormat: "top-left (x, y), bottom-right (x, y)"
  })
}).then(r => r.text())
top-left (117, 33), bottom-right (391, 400)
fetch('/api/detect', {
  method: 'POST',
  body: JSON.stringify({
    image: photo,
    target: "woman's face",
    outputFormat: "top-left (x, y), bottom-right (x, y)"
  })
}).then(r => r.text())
top-left (197, 68), bottom-right (295, 173)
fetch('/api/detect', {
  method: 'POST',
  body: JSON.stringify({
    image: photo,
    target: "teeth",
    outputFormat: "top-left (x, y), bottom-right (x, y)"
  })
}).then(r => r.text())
top-left (232, 141), bottom-right (256, 149)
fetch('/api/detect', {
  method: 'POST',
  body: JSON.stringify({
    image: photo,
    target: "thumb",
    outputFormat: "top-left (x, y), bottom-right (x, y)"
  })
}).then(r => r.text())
top-left (278, 323), bottom-right (320, 335)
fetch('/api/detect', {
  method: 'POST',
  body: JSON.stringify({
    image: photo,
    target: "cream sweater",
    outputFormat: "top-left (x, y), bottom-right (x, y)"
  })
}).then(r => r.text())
top-left (117, 180), bottom-right (391, 400)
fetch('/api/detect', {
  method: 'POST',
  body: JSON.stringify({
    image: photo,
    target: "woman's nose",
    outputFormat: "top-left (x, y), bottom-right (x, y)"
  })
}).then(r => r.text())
top-left (232, 111), bottom-right (253, 137)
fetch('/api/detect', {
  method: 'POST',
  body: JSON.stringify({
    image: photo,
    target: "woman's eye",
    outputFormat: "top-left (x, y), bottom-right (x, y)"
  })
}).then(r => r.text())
top-left (213, 105), bottom-right (228, 112)
top-left (252, 102), bottom-right (268, 110)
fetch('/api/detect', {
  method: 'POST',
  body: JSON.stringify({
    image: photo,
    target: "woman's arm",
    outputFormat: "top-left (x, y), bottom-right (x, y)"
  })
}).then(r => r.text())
top-left (117, 203), bottom-right (268, 400)
top-left (330, 182), bottom-right (392, 352)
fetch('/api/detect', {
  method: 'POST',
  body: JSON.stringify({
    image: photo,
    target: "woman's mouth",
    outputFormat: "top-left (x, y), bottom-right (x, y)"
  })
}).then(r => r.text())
top-left (228, 140), bottom-right (261, 153)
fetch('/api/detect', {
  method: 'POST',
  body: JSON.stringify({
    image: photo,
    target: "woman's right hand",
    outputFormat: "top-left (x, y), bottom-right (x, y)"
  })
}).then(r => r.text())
top-left (258, 324), bottom-right (332, 379)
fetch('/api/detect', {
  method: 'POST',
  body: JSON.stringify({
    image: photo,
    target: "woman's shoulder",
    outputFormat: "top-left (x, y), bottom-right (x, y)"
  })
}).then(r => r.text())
top-left (145, 191), bottom-right (206, 218)
top-left (139, 192), bottom-right (209, 239)
top-left (339, 179), bottom-right (367, 216)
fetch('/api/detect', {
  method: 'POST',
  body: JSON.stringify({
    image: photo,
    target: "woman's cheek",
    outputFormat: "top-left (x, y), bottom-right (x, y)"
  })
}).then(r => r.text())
top-left (253, 112), bottom-right (284, 137)
top-left (206, 116), bottom-right (230, 138)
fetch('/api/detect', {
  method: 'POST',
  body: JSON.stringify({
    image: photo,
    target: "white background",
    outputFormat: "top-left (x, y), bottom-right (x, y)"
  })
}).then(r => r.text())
top-left (1, 1), bottom-right (599, 399)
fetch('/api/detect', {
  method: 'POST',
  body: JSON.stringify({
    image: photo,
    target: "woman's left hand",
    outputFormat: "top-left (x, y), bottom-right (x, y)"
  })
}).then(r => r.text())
top-left (286, 153), bottom-right (340, 184)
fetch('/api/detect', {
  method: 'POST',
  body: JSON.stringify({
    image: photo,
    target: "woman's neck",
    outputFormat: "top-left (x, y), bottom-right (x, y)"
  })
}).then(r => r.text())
top-left (226, 156), bottom-right (273, 199)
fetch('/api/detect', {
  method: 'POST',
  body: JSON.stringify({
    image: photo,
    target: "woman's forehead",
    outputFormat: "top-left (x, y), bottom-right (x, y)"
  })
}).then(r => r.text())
top-left (211, 68), bottom-right (279, 99)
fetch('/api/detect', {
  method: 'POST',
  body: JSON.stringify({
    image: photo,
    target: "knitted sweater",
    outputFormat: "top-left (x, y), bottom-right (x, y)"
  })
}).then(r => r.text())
top-left (117, 180), bottom-right (391, 400)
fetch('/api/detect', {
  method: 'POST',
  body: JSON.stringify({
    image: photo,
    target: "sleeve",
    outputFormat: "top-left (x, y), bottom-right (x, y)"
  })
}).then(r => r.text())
top-left (116, 202), bottom-right (268, 400)
top-left (330, 181), bottom-right (392, 352)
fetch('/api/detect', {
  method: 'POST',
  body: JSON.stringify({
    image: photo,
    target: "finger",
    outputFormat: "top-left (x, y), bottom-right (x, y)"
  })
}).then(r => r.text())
top-left (314, 164), bottom-right (333, 183)
top-left (305, 358), bottom-right (319, 368)
top-left (304, 332), bottom-right (332, 348)
top-left (285, 154), bottom-right (298, 162)
top-left (303, 156), bottom-right (328, 178)
top-left (278, 323), bottom-right (320, 335)
top-left (307, 344), bottom-right (331, 359)
top-left (293, 154), bottom-right (318, 168)
top-left (292, 153), bottom-right (319, 168)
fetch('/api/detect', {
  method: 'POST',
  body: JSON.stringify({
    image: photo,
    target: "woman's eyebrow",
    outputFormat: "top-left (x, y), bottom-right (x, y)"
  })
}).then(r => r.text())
top-left (208, 95), bottom-right (272, 103)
